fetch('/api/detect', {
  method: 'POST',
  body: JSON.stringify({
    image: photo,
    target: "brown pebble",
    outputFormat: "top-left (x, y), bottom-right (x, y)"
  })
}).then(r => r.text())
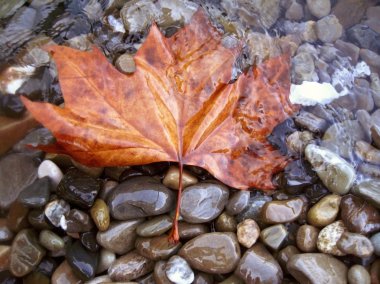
top-left (153, 261), bottom-right (171, 284)
top-left (370, 259), bottom-right (380, 284)
top-left (135, 235), bottom-right (182, 261)
top-left (337, 231), bottom-right (374, 257)
top-left (115, 53), bottom-right (136, 74)
top-left (215, 212), bottom-right (237, 232)
top-left (90, 199), bottom-right (110, 231)
top-left (296, 224), bottom-right (319, 252)
top-left (0, 245), bottom-right (10, 271)
top-left (261, 198), bottom-right (304, 224)
top-left (307, 194), bottom-right (341, 227)
top-left (348, 265), bottom-right (371, 284)
top-left (178, 222), bottom-right (209, 239)
top-left (236, 219), bottom-right (260, 248)
top-left (52, 260), bottom-right (81, 284)
top-left (277, 245), bottom-right (300, 274)
top-left (162, 166), bottom-right (198, 190)
top-left (260, 224), bottom-right (288, 250)
top-left (6, 201), bottom-right (29, 232)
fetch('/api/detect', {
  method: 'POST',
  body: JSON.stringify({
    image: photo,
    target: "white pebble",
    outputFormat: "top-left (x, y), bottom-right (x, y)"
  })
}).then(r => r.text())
top-left (38, 160), bottom-right (63, 188)
top-left (166, 256), bottom-right (194, 284)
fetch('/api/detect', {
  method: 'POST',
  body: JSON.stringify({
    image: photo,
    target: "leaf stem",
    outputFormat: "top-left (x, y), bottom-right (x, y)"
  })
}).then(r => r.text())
top-left (169, 161), bottom-right (183, 243)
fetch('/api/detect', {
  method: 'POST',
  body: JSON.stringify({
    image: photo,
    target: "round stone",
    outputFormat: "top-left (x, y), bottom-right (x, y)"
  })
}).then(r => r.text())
top-left (90, 199), bottom-right (110, 231)
top-left (51, 260), bottom-right (81, 284)
top-left (136, 215), bottom-right (172, 237)
top-left (235, 243), bottom-right (283, 284)
top-left (80, 231), bottom-right (100, 252)
top-left (115, 53), bottom-right (136, 74)
top-left (316, 15), bottom-right (343, 43)
top-left (348, 265), bottom-right (371, 284)
top-left (162, 166), bottom-right (198, 190)
top-left (96, 249), bottom-right (116, 274)
top-left (352, 179), bottom-right (380, 209)
top-left (108, 251), bottom-right (155, 282)
top-left (317, 220), bottom-right (346, 256)
top-left (0, 245), bottom-right (10, 271)
top-left (165, 256), bottom-right (194, 284)
top-left (277, 245), bottom-right (300, 274)
top-left (66, 241), bottom-right (99, 281)
top-left (307, 194), bottom-right (341, 227)
top-left (38, 160), bottom-right (63, 188)
top-left (287, 253), bottom-right (347, 283)
top-left (215, 212), bottom-right (237, 232)
top-left (179, 232), bottom-right (240, 274)
top-left (108, 176), bottom-right (175, 220)
top-left (370, 232), bottom-right (380, 256)
top-left (97, 219), bottom-right (144, 255)
top-left (154, 260), bottom-right (172, 284)
top-left (337, 231), bottom-right (374, 257)
top-left (135, 235), bottom-right (182, 261)
top-left (64, 209), bottom-right (93, 233)
top-left (180, 182), bottom-right (229, 223)
top-left (178, 222), bottom-right (209, 239)
top-left (306, 0), bottom-right (330, 19)
top-left (296, 225), bottom-right (319, 252)
top-left (261, 197), bottom-right (304, 223)
top-left (39, 230), bottom-right (65, 252)
top-left (237, 219), bottom-right (260, 248)
top-left (10, 229), bottom-right (46, 277)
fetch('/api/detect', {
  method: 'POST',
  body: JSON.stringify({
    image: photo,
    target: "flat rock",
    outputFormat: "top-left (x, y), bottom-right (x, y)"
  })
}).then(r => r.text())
top-left (0, 153), bottom-right (38, 210)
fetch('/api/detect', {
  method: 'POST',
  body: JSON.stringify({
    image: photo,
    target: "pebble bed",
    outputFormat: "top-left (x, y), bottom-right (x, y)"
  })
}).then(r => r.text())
top-left (0, 0), bottom-right (380, 283)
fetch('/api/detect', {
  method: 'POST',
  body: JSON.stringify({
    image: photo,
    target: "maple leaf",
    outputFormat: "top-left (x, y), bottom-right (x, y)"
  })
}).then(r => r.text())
top-left (22, 10), bottom-right (297, 241)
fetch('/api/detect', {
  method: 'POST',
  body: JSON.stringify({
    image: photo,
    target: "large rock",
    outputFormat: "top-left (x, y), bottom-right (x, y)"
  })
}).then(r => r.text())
top-left (287, 253), bottom-right (347, 283)
top-left (332, 0), bottom-right (376, 29)
top-left (108, 176), bottom-right (175, 220)
top-left (179, 232), bottom-right (240, 274)
top-left (0, 153), bottom-right (38, 210)
top-left (235, 243), bottom-right (283, 284)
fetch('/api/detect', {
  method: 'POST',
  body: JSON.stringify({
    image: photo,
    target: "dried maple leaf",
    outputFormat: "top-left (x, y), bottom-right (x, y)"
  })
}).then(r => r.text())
top-left (22, 10), bottom-right (297, 241)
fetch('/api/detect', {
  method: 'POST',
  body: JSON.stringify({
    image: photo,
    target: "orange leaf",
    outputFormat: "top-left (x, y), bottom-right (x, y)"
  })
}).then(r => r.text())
top-left (22, 10), bottom-right (297, 240)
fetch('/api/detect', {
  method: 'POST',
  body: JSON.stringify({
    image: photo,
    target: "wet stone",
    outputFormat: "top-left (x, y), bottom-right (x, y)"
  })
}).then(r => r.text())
top-left (97, 219), bottom-right (143, 255)
top-left (108, 250), bottom-right (155, 282)
top-left (178, 222), bottom-right (209, 239)
top-left (6, 201), bottom-right (29, 232)
top-left (295, 111), bottom-right (328, 133)
top-left (39, 230), bottom-right (65, 252)
top-left (305, 144), bottom-right (356, 195)
top-left (348, 265), bottom-right (371, 284)
top-left (28, 209), bottom-right (52, 230)
top-left (51, 260), bottom-right (81, 284)
top-left (261, 197), bottom-right (304, 224)
top-left (340, 194), bottom-right (380, 234)
top-left (163, 166), bottom-right (198, 190)
top-left (306, 0), bottom-right (330, 18)
top-left (355, 141), bottom-right (380, 165)
top-left (115, 53), bottom-right (136, 74)
top-left (370, 259), bottom-right (380, 284)
top-left (337, 231), bottom-right (374, 257)
top-left (352, 179), bottom-right (380, 209)
top-left (96, 249), bottom-right (116, 274)
top-left (277, 245), bottom-right (300, 274)
top-left (154, 260), bottom-right (172, 284)
top-left (38, 160), bottom-right (63, 188)
top-left (99, 180), bottom-right (118, 200)
top-left (66, 241), bottom-right (98, 281)
top-left (296, 225), bottom-right (319, 252)
top-left (287, 253), bottom-right (347, 284)
top-left (17, 176), bottom-right (51, 208)
top-left (237, 219), bottom-right (260, 248)
top-left (108, 176), bottom-right (175, 220)
top-left (0, 219), bottom-right (13, 242)
top-left (57, 168), bottom-right (100, 209)
top-left (0, 245), bottom-right (10, 271)
top-left (267, 118), bottom-right (298, 155)
top-left (215, 212), bottom-right (237, 232)
top-left (136, 215), bottom-right (172, 237)
top-left (260, 224), bottom-right (288, 250)
top-left (0, 153), bottom-right (38, 210)
top-left (44, 199), bottom-right (70, 228)
top-left (285, 130), bottom-right (314, 155)
top-left (235, 243), bottom-right (283, 284)
top-left (23, 271), bottom-right (50, 284)
top-left (86, 275), bottom-right (112, 284)
top-left (219, 274), bottom-right (243, 284)
top-left (179, 232), bottom-right (240, 274)
top-left (225, 191), bottom-right (250, 215)
top-left (135, 235), bottom-right (182, 261)
top-left (80, 231), bottom-right (100, 252)
top-left (317, 220), bottom-right (346, 256)
top-left (307, 194), bottom-right (341, 227)
top-left (90, 199), bottom-right (110, 231)
top-left (371, 232), bottom-right (380, 256)
top-left (165, 255), bottom-right (194, 284)
top-left (10, 229), bottom-right (46, 277)
top-left (65, 209), bottom-right (93, 233)
top-left (180, 182), bottom-right (229, 223)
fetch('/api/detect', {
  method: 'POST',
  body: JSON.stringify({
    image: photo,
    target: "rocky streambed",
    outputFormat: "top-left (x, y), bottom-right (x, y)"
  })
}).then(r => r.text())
top-left (0, 0), bottom-right (380, 283)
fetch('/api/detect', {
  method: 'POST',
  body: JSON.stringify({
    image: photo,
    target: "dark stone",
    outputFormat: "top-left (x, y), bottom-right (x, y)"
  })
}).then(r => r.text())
top-left (57, 168), bottom-right (100, 209)
top-left (0, 95), bottom-right (25, 118)
top-left (18, 177), bottom-right (51, 208)
top-left (36, 257), bottom-right (59, 277)
top-left (80, 231), bottom-right (99, 252)
top-left (65, 209), bottom-right (93, 233)
top-left (28, 209), bottom-right (52, 230)
top-left (108, 176), bottom-right (175, 220)
top-left (347, 24), bottom-right (380, 54)
top-left (267, 118), bottom-right (297, 155)
top-left (66, 241), bottom-right (99, 281)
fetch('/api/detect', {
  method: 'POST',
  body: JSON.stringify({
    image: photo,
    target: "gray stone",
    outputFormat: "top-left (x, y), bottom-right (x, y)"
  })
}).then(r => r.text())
top-left (260, 224), bottom-right (288, 250)
top-left (348, 265), bottom-right (371, 284)
top-left (347, 24), bottom-right (380, 54)
top-left (352, 179), bottom-right (380, 209)
top-left (370, 232), bottom-right (380, 256)
top-left (306, 0), bottom-right (330, 19)
top-left (316, 15), bottom-right (343, 43)
top-left (305, 144), bottom-right (356, 195)
top-left (165, 256), bottom-right (194, 284)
